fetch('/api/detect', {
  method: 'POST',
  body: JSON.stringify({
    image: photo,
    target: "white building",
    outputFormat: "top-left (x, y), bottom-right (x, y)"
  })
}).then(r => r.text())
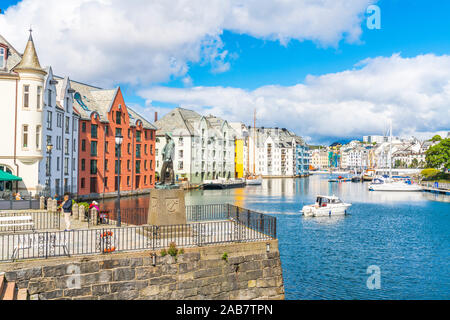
top-left (154, 108), bottom-right (236, 184)
top-left (248, 127), bottom-right (296, 177)
top-left (0, 32), bottom-right (47, 195)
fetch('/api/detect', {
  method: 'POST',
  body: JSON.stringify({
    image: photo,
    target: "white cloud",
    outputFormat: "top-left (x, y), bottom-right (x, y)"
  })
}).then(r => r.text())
top-left (139, 54), bottom-right (450, 143)
top-left (0, 0), bottom-right (375, 86)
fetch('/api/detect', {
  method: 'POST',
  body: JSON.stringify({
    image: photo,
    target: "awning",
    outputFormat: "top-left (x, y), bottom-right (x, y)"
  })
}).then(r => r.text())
top-left (0, 171), bottom-right (22, 182)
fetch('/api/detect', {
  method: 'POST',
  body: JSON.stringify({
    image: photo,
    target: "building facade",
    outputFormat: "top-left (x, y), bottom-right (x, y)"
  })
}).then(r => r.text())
top-left (154, 108), bottom-right (237, 184)
top-left (70, 82), bottom-right (156, 197)
top-left (0, 32), bottom-right (47, 195)
top-left (37, 70), bottom-right (81, 197)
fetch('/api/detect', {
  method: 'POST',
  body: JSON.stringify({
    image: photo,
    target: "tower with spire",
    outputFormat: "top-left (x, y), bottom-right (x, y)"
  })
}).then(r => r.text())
top-left (0, 30), bottom-right (47, 195)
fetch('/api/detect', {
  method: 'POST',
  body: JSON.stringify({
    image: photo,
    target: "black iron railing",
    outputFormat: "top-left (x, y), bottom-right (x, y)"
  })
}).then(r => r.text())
top-left (87, 208), bottom-right (148, 227)
top-left (0, 204), bottom-right (277, 262)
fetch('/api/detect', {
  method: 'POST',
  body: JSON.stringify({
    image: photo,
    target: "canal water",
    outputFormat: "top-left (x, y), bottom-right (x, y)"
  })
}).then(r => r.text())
top-left (102, 174), bottom-right (450, 300)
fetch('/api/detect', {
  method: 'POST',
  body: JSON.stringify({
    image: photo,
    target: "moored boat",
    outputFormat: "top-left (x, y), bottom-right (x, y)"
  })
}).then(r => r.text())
top-left (302, 195), bottom-right (352, 217)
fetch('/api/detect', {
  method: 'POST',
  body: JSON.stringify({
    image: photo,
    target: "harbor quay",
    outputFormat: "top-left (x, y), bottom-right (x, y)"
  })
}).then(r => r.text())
top-left (0, 203), bottom-right (284, 300)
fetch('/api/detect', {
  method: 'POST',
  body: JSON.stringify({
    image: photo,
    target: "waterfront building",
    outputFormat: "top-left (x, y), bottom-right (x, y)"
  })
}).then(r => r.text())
top-left (37, 69), bottom-right (81, 196)
top-left (70, 81), bottom-right (156, 197)
top-left (310, 149), bottom-right (329, 170)
top-left (0, 32), bottom-right (47, 195)
top-left (154, 108), bottom-right (237, 184)
top-left (229, 122), bottom-right (250, 178)
top-left (247, 127), bottom-right (296, 177)
top-left (293, 135), bottom-right (310, 177)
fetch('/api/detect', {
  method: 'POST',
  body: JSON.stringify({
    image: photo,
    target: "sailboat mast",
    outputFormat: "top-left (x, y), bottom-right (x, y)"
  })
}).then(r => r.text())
top-left (389, 119), bottom-right (393, 178)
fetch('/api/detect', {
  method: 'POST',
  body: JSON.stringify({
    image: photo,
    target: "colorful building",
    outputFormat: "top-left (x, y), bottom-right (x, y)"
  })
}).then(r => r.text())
top-left (70, 81), bottom-right (157, 197)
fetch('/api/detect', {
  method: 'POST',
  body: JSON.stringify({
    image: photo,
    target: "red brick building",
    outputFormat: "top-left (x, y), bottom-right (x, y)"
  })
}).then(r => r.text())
top-left (70, 81), bottom-right (156, 197)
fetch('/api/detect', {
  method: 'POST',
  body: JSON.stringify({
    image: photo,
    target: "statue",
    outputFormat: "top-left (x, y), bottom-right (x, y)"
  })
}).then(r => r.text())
top-left (158, 133), bottom-right (175, 186)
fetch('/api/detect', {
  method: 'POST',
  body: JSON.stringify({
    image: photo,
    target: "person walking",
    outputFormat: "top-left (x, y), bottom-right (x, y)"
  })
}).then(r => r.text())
top-left (61, 192), bottom-right (73, 231)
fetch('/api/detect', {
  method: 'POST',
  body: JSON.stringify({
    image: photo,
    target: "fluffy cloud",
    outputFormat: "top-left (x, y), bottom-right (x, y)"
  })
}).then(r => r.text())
top-left (0, 0), bottom-right (375, 86)
top-left (139, 54), bottom-right (450, 143)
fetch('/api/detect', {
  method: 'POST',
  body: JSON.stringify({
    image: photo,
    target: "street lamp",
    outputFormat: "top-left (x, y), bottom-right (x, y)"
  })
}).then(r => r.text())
top-left (46, 143), bottom-right (53, 196)
top-left (115, 134), bottom-right (123, 227)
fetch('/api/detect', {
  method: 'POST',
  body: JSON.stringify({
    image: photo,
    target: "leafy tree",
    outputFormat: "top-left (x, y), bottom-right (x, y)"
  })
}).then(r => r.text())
top-left (425, 138), bottom-right (450, 169)
top-left (394, 160), bottom-right (402, 168)
top-left (411, 158), bottom-right (419, 168)
top-left (430, 135), bottom-right (442, 142)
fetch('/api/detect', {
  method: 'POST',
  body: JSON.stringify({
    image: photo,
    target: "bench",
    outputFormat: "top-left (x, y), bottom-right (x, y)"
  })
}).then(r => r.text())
top-left (0, 216), bottom-right (35, 232)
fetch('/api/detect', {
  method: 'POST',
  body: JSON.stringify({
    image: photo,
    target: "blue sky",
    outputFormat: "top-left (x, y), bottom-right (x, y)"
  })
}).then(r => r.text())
top-left (1, 0), bottom-right (449, 144)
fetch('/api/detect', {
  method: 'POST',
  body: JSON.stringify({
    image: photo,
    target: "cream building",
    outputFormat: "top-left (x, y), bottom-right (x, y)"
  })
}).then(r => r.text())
top-left (154, 108), bottom-right (237, 184)
top-left (0, 32), bottom-right (47, 195)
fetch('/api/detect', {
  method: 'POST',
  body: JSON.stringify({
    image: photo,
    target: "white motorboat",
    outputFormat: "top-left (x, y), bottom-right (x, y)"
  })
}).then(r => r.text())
top-left (368, 179), bottom-right (422, 192)
top-left (302, 195), bottom-right (352, 217)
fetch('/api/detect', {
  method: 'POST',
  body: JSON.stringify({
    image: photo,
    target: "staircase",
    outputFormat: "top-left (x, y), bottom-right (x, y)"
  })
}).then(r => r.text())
top-left (0, 273), bottom-right (29, 300)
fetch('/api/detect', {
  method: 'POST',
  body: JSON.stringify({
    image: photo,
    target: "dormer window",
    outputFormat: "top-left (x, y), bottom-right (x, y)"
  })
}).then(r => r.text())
top-left (0, 47), bottom-right (5, 69)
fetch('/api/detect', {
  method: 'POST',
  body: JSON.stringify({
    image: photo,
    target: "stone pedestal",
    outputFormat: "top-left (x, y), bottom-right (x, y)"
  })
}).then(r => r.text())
top-left (72, 203), bottom-right (79, 220)
top-left (147, 189), bottom-right (187, 226)
top-left (40, 196), bottom-right (45, 210)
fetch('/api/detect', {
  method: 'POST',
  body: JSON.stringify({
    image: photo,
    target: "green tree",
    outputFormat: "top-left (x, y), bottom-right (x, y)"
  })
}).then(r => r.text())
top-left (425, 138), bottom-right (450, 169)
top-left (394, 159), bottom-right (401, 168)
top-left (430, 135), bottom-right (442, 142)
top-left (411, 158), bottom-right (419, 168)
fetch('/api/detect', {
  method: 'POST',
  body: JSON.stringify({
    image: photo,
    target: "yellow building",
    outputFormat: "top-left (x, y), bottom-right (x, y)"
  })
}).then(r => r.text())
top-left (235, 139), bottom-right (244, 178)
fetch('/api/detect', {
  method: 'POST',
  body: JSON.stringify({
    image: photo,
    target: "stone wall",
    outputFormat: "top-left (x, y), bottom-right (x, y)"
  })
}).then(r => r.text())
top-left (0, 240), bottom-right (284, 300)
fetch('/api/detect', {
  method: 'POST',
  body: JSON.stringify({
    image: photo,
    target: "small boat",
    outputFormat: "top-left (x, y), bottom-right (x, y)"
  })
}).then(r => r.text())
top-left (302, 195), bottom-right (352, 217)
top-left (246, 175), bottom-right (263, 185)
top-left (328, 176), bottom-right (351, 183)
top-left (362, 169), bottom-right (376, 181)
top-left (351, 176), bottom-right (362, 182)
top-left (202, 178), bottom-right (246, 190)
top-left (368, 179), bottom-right (422, 192)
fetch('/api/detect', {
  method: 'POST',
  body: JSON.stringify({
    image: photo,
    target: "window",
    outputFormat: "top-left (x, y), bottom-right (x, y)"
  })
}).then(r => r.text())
top-left (64, 158), bottom-right (69, 175)
top-left (115, 145), bottom-right (121, 157)
top-left (57, 157), bottom-right (60, 171)
top-left (91, 124), bottom-right (98, 139)
top-left (47, 111), bottom-right (52, 130)
top-left (91, 141), bottom-right (98, 156)
top-left (105, 159), bottom-right (108, 171)
top-left (127, 160), bottom-right (130, 171)
top-left (115, 128), bottom-right (122, 136)
top-left (36, 125), bottom-right (41, 149)
top-left (82, 122), bottom-right (86, 132)
top-left (0, 47), bottom-right (5, 68)
top-left (136, 160), bottom-right (141, 174)
top-left (90, 160), bottom-right (98, 174)
top-left (81, 159), bottom-right (85, 171)
top-left (145, 144), bottom-right (147, 155)
top-left (127, 143), bottom-right (131, 154)
top-left (145, 131), bottom-right (148, 139)
top-left (179, 138), bottom-right (183, 146)
top-left (23, 85), bottom-right (29, 108)
top-left (65, 139), bottom-right (69, 155)
top-left (47, 89), bottom-right (52, 107)
top-left (65, 117), bottom-right (70, 134)
top-left (73, 139), bottom-right (76, 152)
top-left (104, 177), bottom-right (108, 188)
top-left (150, 175), bottom-right (153, 184)
top-left (151, 131), bottom-right (154, 140)
top-left (136, 144), bottom-right (141, 158)
top-left (127, 176), bottom-right (130, 186)
top-left (155, 149), bottom-right (158, 156)
top-left (144, 175), bottom-right (147, 185)
top-left (178, 161), bottom-right (183, 170)
top-left (81, 178), bottom-right (85, 189)
top-left (144, 160), bottom-right (147, 170)
top-left (136, 131), bottom-right (141, 142)
top-left (22, 125), bottom-right (29, 148)
top-left (116, 111), bottom-right (121, 124)
top-left (179, 150), bottom-right (183, 158)
top-left (105, 142), bottom-right (109, 153)
top-left (37, 86), bottom-right (42, 110)
top-left (81, 139), bottom-right (86, 152)
top-left (150, 160), bottom-right (153, 170)
top-left (104, 125), bottom-right (109, 136)
top-left (150, 145), bottom-right (153, 155)
top-left (128, 129), bottom-right (131, 138)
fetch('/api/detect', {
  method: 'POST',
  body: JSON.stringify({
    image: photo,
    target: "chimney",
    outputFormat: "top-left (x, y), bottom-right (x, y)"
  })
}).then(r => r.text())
top-left (154, 112), bottom-right (158, 122)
